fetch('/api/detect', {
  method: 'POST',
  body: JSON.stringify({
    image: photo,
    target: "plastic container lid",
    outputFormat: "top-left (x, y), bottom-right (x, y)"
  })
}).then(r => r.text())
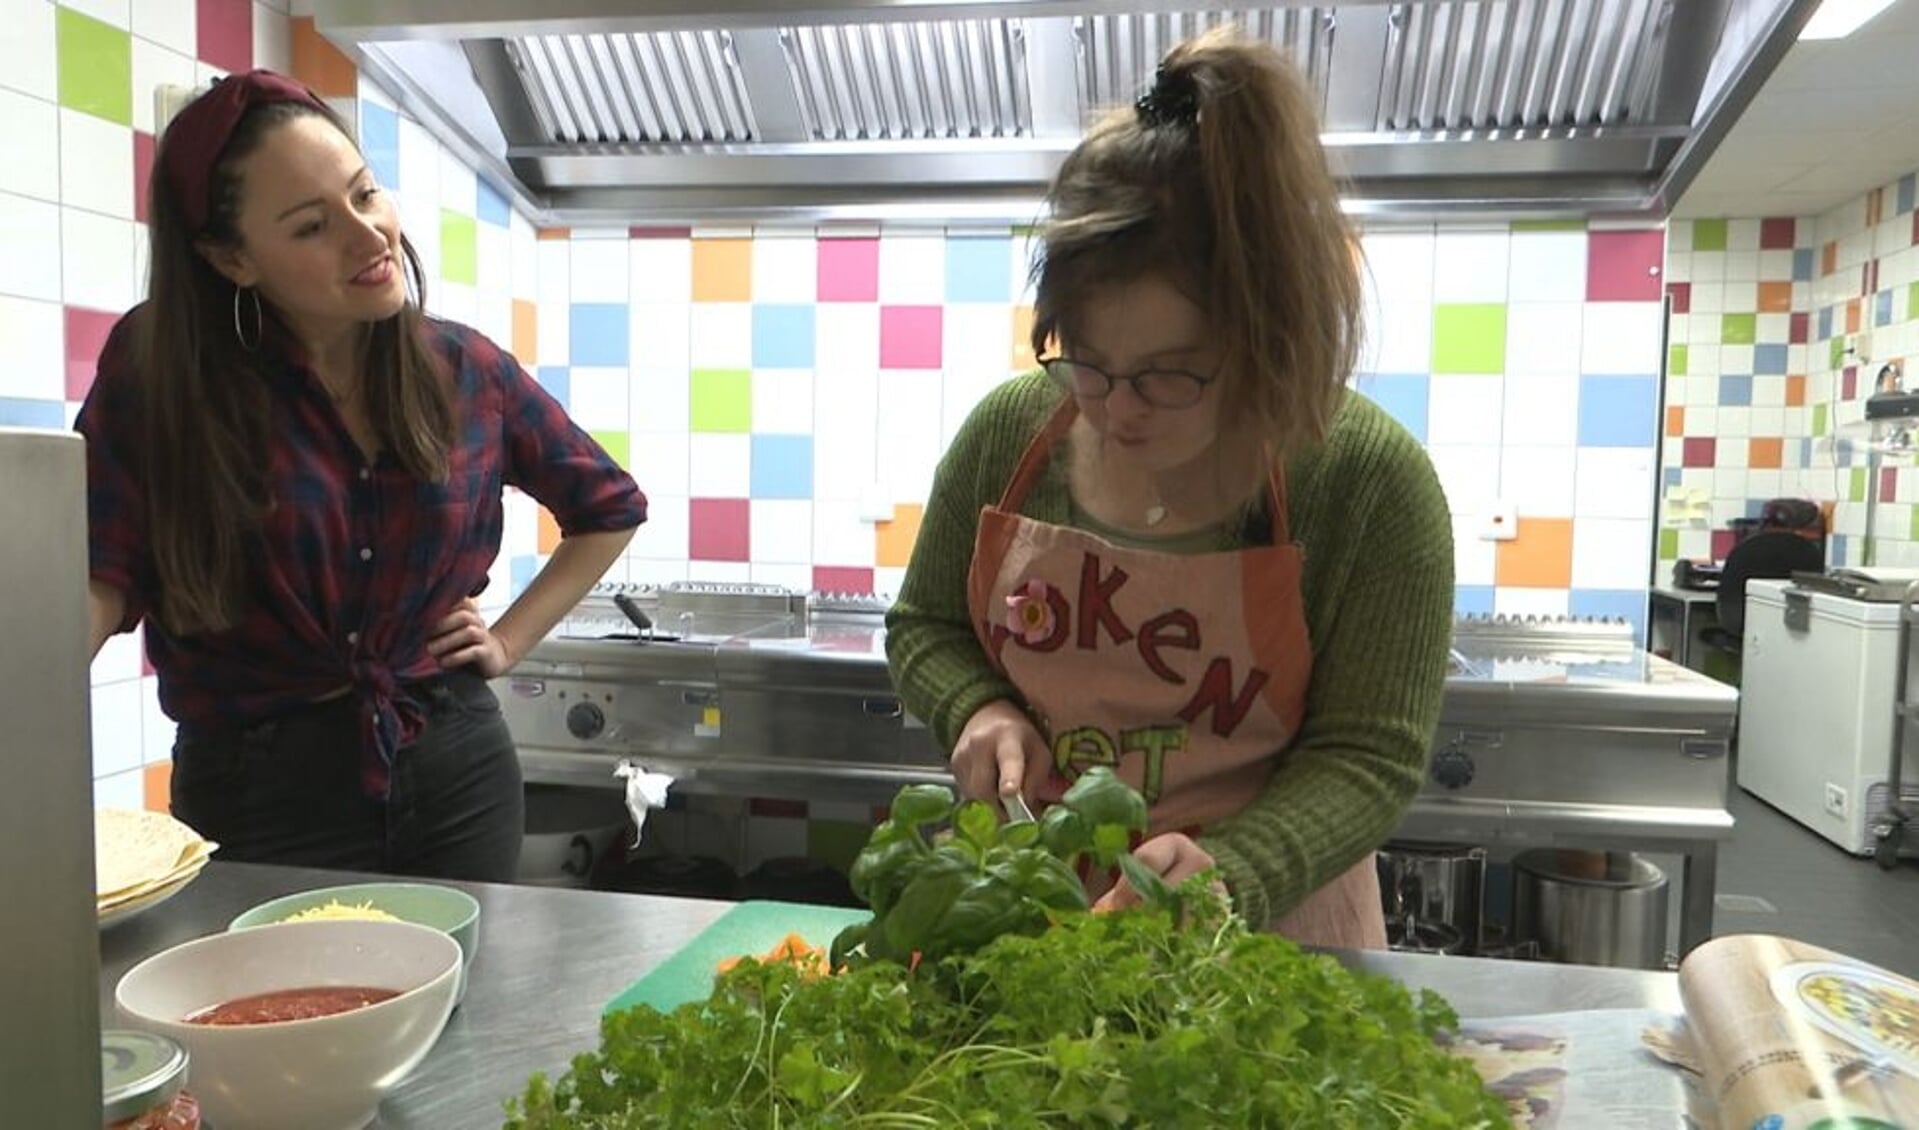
top-left (102, 1030), bottom-right (189, 1123)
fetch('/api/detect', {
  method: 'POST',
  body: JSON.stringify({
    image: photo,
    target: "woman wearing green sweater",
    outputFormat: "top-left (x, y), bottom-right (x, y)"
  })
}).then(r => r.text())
top-left (884, 29), bottom-right (1454, 948)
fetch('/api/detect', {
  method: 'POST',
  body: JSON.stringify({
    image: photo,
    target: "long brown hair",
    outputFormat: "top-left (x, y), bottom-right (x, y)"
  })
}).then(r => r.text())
top-left (1032, 27), bottom-right (1362, 483)
top-left (139, 98), bottom-right (452, 635)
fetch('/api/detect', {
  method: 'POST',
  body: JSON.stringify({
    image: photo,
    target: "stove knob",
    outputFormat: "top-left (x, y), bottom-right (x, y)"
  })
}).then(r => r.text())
top-left (1431, 744), bottom-right (1475, 790)
top-left (566, 701), bottom-right (606, 740)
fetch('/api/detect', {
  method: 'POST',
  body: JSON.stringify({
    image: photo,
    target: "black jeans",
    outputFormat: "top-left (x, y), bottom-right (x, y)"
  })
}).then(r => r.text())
top-left (170, 669), bottom-right (524, 882)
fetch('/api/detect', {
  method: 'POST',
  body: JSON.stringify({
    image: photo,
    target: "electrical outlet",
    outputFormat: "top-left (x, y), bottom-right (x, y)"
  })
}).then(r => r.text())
top-left (1478, 501), bottom-right (1519, 542)
top-left (1824, 783), bottom-right (1848, 818)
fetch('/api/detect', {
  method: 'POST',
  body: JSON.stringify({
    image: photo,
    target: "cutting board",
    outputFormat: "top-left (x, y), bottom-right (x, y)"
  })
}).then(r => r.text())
top-left (605, 900), bottom-right (870, 1016)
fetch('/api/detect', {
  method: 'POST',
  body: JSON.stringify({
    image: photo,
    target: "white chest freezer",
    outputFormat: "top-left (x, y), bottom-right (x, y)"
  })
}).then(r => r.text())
top-left (1737, 577), bottom-right (1908, 854)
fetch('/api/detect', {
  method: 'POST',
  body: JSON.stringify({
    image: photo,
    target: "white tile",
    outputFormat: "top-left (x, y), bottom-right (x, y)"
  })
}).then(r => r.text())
top-left (1750, 405), bottom-right (1786, 436)
top-left (1362, 305), bottom-right (1432, 375)
top-left (1359, 229), bottom-right (1435, 310)
top-left (141, 676), bottom-right (175, 764)
top-left (0, 0), bottom-right (57, 100)
top-left (1688, 281), bottom-right (1724, 315)
top-left (813, 498), bottom-right (877, 566)
top-left (195, 60), bottom-right (228, 87)
top-left (941, 302), bottom-right (1013, 381)
top-left (61, 207), bottom-right (137, 310)
top-left (752, 369), bottom-right (814, 434)
top-left (437, 145), bottom-right (477, 214)
top-left (1755, 312), bottom-right (1789, 343)
top-left (750, 499), bottom-right (813, 563)
top-left (630, 302), bottom-right (689, 375)
top-left (1725, 218), bottom-right (1761, 253)
top-left (1498, 446), bottom-right (1576, 517)
top-left (1451, 513), bottom-right (1496, 586)
top-left (1689, 251), bottom-right (1725, 283)
top-left (61, 108), bottom-right (135, 220)
top-left (476, 221), bottom-right (511, 291)
top-left (749, 563), bottom-right (815, 593)
top-left (1431, 229), bottom-right (1510, 303)
top-left (1575, 448), bottom-right (1656, 519)
top-left (1664, 249), bottom-right (1690, 285)
top-left (566, 365), bottom-right (629, 430)
top-left (1751, 376), bottom-right (1787, 410)
top-left (873, 566), bottom-right (909, 600)
top-left (0, 191), bottom-right (62, 301)
top-left (1494, 588), bottom-right (1570, 618)
top-left (1502, 373), bottom-right (1579, 448)
top-left (1717, 406), bottom-right (1751, 439)
top-left (630, 238), bottom-right (692, 303)
top-left (815, 303), bottom-right (881, 373)
top-left (91, 625), bottom-right (142, 685)
top-left (252, 2), bottom-right (291, 75)
top-left (1505, 301), bottom-right (1584, 375)
top-left (876, 371), bottom-right (944, 505)
top-left (536, 240), bottom-right (570, 363)
top-left (1572, 518), bottom-right (1653, 588)
top-left (629, 429), bottom-right (690, 497)
top-left (0, 89), bottom-right (59, 203)
top-left (877, 232), bottom-right (944, 304)
top-left (814, 368), bottom-right (879, 499)
top-left (1427, 374), bottom-right (1504, 446)
top-left (1580, 302), bottom-right (1663, 374)
top-left (1747, 469), bottom-right (1783, 500)
top-left (429, 280), bottom-right (475, 325)
top-left (751, 232), bottom-right (817, 303)
top-left (1722, 250), bottom-right (1759, 283)
top-left (395, 115), bottom-right (442, 263)
top-left (62, 0), bottom-right (128, 30)
top-left (93, 769), bottom-right (145, 810)
top-left (569, 236), bottom-right (628, 304)
top-left (943, 367), bottom-right (1003, 449)
top-left (688, 433), bottom-right (750, 497)
top-left (628, 558), bottom-right (690, 585)
top-left (89, 679), bottom-right (143, 778)
top-left (132, 37), bottom-right (198, 137)
top-left (1719, 344), bottom-right (1755, 375)
top-left (509, 214), bottom-right (538, 299)
top-left (1759, 249), bottom-right (1794, 281)
top-left (630, 365), bottom-right (690, 435)
top-left (689, 303), bottom-right (752, 368)
top-left (690, 562), bottom-right (754, 584)
top-left (1507, 232), bottom-right (1587, 304)
top-left (0, 294), bottom-right (62, 401)
top-left (630, 494), bottom-right (688, 561)
top-left (1721, 282), bottom-right (1758, 314)
top-left (1428, 444), bottom-right (1502, 515)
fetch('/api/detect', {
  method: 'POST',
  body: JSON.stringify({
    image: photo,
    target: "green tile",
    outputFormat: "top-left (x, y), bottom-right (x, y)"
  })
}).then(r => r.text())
top-left (691, 369), bottom-right (752, 433)
top-left (1512, 219), bottom-right (1587, 232)
top-left (1850, 468), bottom-right (1867, 503)
top-left (1692, 219), bottom-right (1727, 252)
top-left (590, 430), bottom-right (629, 469)
top-left (1813, 403), bottom-right (1829, 436)
top-left (1431, 304), bottom-right (1507, 373)
top-left (1831, 335), bottom-right (1847, 370)
top-left (806, 821), bottom-right (872, 874)
top-left (1669, 345), bottom-right (1688, 376)
top-left (1720, 313), bottom-right (1756, 345)
top-left (441, 211), bottom-right (477, 285)
top-left (57, 8), bottom-right (131, 126)
top-left (1909, 506), bottom-right (1919, 542)
top-left (1909, 281), bottom-right (1919, 322)
top-left (1658, 527), bottom-right (1679, 560)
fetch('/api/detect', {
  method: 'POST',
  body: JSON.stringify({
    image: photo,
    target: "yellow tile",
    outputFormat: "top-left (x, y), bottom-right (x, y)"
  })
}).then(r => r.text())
top-left (693, 238), bottom-right (752, 302)
top-left (876, 504), bottom-right (924, 568)
top-left (512, 299), bottom-right (538, 364)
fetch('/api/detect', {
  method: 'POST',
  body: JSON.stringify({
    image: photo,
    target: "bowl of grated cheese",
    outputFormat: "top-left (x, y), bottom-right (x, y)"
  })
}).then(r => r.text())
top-left (229, 883), bottom-right (480, 1005)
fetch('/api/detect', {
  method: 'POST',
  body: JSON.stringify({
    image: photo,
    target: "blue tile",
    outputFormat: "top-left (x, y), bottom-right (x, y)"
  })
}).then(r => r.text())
top-left (1753, 344), bottom-right (1788, 376)
top-left (536, 365), bottom-right (569, 408)
top-left (944, 236), bottom-right (1013, 303)
top-left (0, 398), bottom-right (64, 429)
top-left (752, 305), bottom-right (816, 369)
top-left (1877, 289), bottom-right (1895, 327)
top-left (1799, 438), bottom-right (1814, 466)
top-left (1718, 374), bottom-right (1753, 406)
top-left (1793, 248), bottom-right (1814, 282)
top-left (1662, 466), bottom-right (1683, 488)
top-left (1569, 588), bottom-right (1649, 642)
top-left (570, 304), bottom-right (629, 366)
top-left (750, 434), bottom-right (814, 499)
top-left (1355, 374), bottom-right (1429, 443)
top-left (1831, 534), bottom-right (1851, 567)
top-left (1744, 499), bottom-right (1768, 519)
top-left (477, 178), bottom-right (511, 227)
top-left (1901, 173), bottom-right (1916, 215)
top-left (1454, 585), bottom-right (1495, 616)
top-left (1577, 374), bottom-right (1658, 448)
top-left (361, 102), bottom-right (400, 193)
top-left (1818, 305), bottom-right (1833, 341)
top-left (510, 554), bottom-right (538, 598)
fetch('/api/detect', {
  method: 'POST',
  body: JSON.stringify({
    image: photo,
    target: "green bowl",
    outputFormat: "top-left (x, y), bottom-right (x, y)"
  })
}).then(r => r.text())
top-left (229, 882), bottom-right (480, 1004)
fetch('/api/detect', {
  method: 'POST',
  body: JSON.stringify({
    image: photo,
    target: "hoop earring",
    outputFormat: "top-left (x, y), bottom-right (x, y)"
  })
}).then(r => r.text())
top-left (233, 286), bottom-right (262, 352)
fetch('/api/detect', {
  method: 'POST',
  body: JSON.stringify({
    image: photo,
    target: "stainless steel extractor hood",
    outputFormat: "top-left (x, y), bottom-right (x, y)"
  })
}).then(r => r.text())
top-left (314, 0), bottom-right (1819, 224)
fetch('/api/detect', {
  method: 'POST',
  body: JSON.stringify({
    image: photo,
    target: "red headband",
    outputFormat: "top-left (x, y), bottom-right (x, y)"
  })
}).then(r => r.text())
top-left (161, 69), bottom-right (329, 234)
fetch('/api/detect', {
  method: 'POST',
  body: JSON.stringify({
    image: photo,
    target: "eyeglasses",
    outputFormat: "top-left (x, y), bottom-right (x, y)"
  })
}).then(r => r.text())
top-left (1038, 355), bottom-right (1216, 409)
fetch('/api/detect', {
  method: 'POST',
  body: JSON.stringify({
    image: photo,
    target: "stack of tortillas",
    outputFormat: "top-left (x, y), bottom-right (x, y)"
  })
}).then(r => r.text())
top-left (95, 809), bottom-right (217, 917)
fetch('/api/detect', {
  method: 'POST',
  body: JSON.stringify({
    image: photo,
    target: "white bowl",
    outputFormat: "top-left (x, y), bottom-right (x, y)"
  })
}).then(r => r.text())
top-left (115, 919), bottom-right (461, 1130)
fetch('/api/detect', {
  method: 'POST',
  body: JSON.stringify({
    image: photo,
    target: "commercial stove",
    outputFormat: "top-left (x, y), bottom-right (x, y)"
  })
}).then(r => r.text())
top-left (497, 585), bottom-right (1738, 954)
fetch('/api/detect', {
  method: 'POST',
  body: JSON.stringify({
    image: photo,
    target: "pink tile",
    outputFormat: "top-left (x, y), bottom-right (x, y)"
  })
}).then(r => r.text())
top-left (1666, 282), bottom-right (1691, 314)
top-left (1682, 437), bottom-right (1716, 468)
top-left (133, 132), bottom-right (155, 226)
top-left (1844, 367), bottom-right (1859, 400)
top-left (813, 566), bottom-right (875, 595)
top-left (1789, 312), bottom-right (1809, 344)
top-left (690, 498), bottom-right (750, 561)
top-left (65, 306), bottom-right (121, 400)
top-left (1587, 229), bottom-right (1663, 301)
top-left (1912, 211), bottom-right (1919, 248)
top-left (629, 226), bottom-right (692, 239)
top-left (1865, 260), bottom-right (1880, 294)
top-left (1760, 217), bottom-right (1796, 251)
top-left (818, 238), bottom-right (879, 302)
top-left (197, 0), bottom-right (253, 73)
top-left (880, 306), bottom-right (942, 369)
top-left (1711, 529), bottom-right (1738, 562)
top-left (1883, 467), bottom-right (1899, 504)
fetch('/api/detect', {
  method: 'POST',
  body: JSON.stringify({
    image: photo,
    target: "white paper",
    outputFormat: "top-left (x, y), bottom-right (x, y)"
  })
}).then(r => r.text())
top-left (613, 760), bottom-right (675, 847)
top-left (1452, 1009), bottom-right (1698, 1129)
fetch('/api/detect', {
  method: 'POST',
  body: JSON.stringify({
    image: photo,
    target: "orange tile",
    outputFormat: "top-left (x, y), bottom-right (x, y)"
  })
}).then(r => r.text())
top-left (1666, 405), bottom-right (1685, 437)
top-left (537, 507), bottom-right (562, 554)
top-left (1822, 241), bottom-right (1838, 277)
top-left (1757, 281), bottom-right (1793, 313)
top-left (1749, 437), bottom-right (1784, 469)
top-left (537, 227), bottom-right (571, 241)
top-left (692, 238), bottom-right (752, 302)
top-left (142, 762), bottom-right (172, 814)
top-left (1868, 188), bottom-right (1885, 227)
top-left (875, 504), bottom-right (924, 568)
top-left (511, 298), bottom-right (538, 364)
top-left (1494, 518), bottom-right (1574, 589)
top-left (290, 17), bottom-right (357, 97)
top-left (1786, 375), bottom-right (1807, 406)
top-left (1011, 305), bottom-right (1036, 371)
top-left (1847, 300), bottom-right (1862, 334)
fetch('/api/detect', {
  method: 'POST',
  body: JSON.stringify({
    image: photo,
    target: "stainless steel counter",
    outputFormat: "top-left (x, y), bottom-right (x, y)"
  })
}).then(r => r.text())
top-left (99, 861), bottom-right (1682, 1128)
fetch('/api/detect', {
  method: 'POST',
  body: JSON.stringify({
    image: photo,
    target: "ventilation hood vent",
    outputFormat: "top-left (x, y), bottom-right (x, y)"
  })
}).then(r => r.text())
top-left (315, 0), bottom-right (1816, 225)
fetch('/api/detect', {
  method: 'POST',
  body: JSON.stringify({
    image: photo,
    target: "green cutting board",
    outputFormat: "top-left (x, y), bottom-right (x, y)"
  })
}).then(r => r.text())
top-left (605, 900), bottom-right (870, 1016)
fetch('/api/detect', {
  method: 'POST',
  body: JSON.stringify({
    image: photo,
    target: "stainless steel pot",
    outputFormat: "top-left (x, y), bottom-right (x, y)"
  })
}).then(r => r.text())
top-left (1512, 849), bottom-right (1669, 970)
top-left (1376, 841), bottom-right (1486, 954)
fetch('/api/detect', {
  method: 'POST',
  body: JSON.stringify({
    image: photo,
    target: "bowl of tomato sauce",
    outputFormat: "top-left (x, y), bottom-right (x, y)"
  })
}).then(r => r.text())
top-left (114, 919), bottom-right (461, 1130)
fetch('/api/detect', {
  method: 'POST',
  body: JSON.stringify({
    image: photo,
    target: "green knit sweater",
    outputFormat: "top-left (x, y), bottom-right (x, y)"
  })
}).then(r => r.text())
top-left (885, 372), bottom-right (1456, 928)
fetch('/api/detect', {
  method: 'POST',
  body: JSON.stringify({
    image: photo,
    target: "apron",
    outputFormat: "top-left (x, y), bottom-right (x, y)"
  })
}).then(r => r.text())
top-left (966, 400), bottom-right (1386, 950)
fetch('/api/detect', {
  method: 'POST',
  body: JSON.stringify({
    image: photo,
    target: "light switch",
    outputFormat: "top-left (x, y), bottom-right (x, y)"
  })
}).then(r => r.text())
top-left (1479, 501), bottom-right (1519, 542)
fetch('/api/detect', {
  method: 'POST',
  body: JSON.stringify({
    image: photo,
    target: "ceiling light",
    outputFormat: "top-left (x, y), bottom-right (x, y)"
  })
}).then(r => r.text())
top-left (1799, 0), bottom-right (1899, 40)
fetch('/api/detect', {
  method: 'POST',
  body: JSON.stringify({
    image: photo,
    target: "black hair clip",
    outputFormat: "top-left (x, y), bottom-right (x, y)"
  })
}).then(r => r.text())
top-left (1134, 63), bottom-right (1199, 127)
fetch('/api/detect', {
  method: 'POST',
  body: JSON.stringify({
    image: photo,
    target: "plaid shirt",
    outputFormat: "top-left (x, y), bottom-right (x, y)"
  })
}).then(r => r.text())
top-left (78, 311), bottom-right (646, 796)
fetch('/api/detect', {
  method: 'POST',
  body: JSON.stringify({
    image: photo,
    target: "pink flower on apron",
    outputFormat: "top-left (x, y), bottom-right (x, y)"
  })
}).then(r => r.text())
top-left (1004, 579), bottom-right (1059, 644)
